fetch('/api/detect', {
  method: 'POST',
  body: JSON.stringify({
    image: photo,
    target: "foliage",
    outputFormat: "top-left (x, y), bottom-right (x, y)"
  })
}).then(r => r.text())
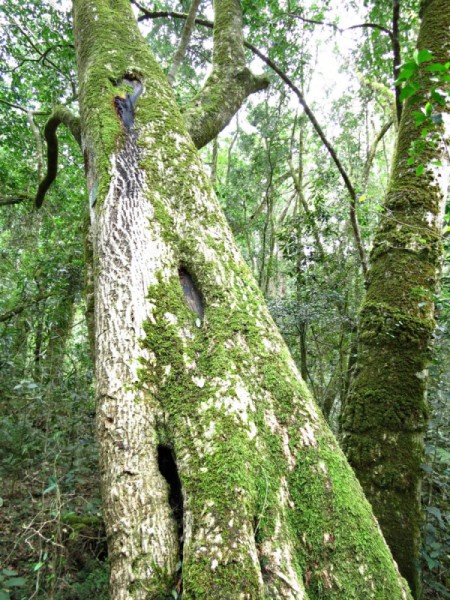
top-left (0, 0), bottom-right (447, 596)
top-left (396, 50), bottom-right (450, 175)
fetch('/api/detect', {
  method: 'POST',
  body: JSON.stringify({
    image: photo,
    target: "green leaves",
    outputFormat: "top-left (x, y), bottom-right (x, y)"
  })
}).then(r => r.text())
top-left (397, 61), bottom-right (419, 83)
top-left (399, 81), bottom-right (419, 102)
top-left (0, 569), bottom-right (26, 599)
top-left (415, 48), bottom-right (433, 64)
top-left (396, 49), bottom-right (449, 176)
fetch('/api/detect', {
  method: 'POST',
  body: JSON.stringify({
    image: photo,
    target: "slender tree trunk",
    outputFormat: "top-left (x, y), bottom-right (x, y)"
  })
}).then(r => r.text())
top-left (341, 1), bottom-right (449, 596)
top-left (45, 266), bottom-right (81, 383)
top-left (73, 0), bottom-right (413, 597)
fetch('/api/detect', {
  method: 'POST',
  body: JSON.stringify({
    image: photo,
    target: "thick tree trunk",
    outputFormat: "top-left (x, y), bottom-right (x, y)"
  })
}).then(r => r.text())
top-left (341, 1), bottom-right (449, 596)
top-left (73, 0), bottom-right (412, 598)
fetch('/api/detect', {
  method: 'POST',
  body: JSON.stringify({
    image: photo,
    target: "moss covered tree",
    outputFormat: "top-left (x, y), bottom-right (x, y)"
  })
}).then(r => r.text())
top-left (341, 0), bottom-right (449, 597)
top-left (22, 0), bottom-right (425, 597)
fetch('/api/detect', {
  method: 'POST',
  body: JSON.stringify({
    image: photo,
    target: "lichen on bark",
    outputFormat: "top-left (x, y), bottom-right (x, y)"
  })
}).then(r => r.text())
top-left (73, 0), bottom-right (415, 598)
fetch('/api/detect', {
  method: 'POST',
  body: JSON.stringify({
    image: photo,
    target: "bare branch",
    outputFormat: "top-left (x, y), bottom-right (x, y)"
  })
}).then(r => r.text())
top-left (362, 119), bottom-right (394, 191)
top-left (167, 0), bottom-right (202, 86)
top-left (12, 19), bottom-right (72, 84)
top-left (0, 193), bottom-right (34, 207)
top-left (287, 12), bottom-right (394, 43)
top-left (0, 98), bottom-right (49, 116)
top-left (27, 112), bottom-right (44, 178)
top-left (288, 157), bottom-right (325, 258)
top-left (392, 0), bottom-right (402, 123)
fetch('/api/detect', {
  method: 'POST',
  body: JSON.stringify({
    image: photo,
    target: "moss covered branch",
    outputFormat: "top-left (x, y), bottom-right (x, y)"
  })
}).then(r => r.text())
top-left (181, 0), bottom-right (269, 148)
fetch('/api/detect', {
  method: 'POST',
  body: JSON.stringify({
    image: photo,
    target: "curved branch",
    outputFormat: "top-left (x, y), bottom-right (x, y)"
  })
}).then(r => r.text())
top-left (0, 98), bottom-right (49, 116)
top-left (12, 19), bottom-right (72, 83)
top-left (287, 12), bottom-right (394, 43)
top-left (35, 107), bottom-right (82, 209)
top-left (131, 3), bottom-right (211, 28)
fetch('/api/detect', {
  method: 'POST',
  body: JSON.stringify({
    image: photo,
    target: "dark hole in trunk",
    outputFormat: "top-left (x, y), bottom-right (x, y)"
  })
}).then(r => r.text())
top-left (178, 267), bottom-right (203, 319)
top-left (157, 445), bottom-right (184, 536)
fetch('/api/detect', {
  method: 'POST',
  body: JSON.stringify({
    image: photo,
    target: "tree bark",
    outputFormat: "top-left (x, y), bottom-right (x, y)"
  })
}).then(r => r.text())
top-left (73, 0), bottom-right (413, 597)
top-left (341, 1), bottom-right (449, 596)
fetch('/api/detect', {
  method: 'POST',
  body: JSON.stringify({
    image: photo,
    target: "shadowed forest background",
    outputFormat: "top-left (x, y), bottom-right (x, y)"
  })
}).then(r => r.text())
top-left (0, 0), bottom-right (448, 598)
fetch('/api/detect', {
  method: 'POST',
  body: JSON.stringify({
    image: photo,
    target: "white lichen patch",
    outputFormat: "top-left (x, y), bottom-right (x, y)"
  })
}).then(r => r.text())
top-left (247, 420), bottom-right (257, 440)
top-left (163, 311), bottom-right (177, 325)
top-left (264, 407), bottom-right (279, 434)
top-left (298, 422), bottom-right (318, 447)
top-left (192, 375), bottom-right (206, 388)
top-left (182, 353), bottom-right (197, 370)
top-left (261, 336), bottom-right (282, 354)
top-left (203, 420), bottom-right (216, 440)
top-left (415, 369), bottom-right (428, 380)
top-left (213, 384), bottom-right (255, 424)
top-left (281, 427), bottom-right (296, 470)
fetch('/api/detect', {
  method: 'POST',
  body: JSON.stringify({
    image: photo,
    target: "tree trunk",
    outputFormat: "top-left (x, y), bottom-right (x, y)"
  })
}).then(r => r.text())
top-left (341, 1), bottom-right (449, 596)
top-left (73, 0), bottom-right (412, 597)
top-left (45, 266), bottom-right (81, 383)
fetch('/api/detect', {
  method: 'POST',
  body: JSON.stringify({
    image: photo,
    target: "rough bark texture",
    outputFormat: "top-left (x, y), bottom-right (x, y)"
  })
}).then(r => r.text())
top-left (341, 1), bottom-right (449, 597)
top-left (73, 0), bottom-right (413, 598)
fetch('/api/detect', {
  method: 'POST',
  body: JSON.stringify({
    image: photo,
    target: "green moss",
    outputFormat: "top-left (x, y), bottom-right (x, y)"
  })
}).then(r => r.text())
top-left (74, 1), bottom-right (415, 596)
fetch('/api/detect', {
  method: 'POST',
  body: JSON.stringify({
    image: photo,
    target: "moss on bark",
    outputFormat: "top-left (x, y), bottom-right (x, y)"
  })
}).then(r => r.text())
top-left (341, 0), bottom-right (449, 596)
top-left (73, 0), bottom-right (416, 597)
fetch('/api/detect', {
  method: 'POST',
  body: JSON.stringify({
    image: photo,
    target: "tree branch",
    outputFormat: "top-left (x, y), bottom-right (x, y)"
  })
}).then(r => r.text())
top-left (35, 107), bottom-right (82, 209)
top-left (167, 0), bottom-right (202, 86)
top-left (0, 193), bottom-right (34, 206)
top-left (133, 0), bottom-right (269, 149)
top-left (288, 157), bottom-right (325, 258)
top-left (246, 43), bottom-right (368, 277)
top-left (0, 98), bottom-right (49, 116)
top-left (27, 111), bottom-right (44, 178)
top-left (362, 119), bottom-right (394, 191)
top-left (287, 12), bottom-right (394, 43)
top-left (392, 0), bottom-right (402, 123)
top-left (0, 292), bottom-right (52, 323)
top-left (135, 6), bottom-right (368, 276)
